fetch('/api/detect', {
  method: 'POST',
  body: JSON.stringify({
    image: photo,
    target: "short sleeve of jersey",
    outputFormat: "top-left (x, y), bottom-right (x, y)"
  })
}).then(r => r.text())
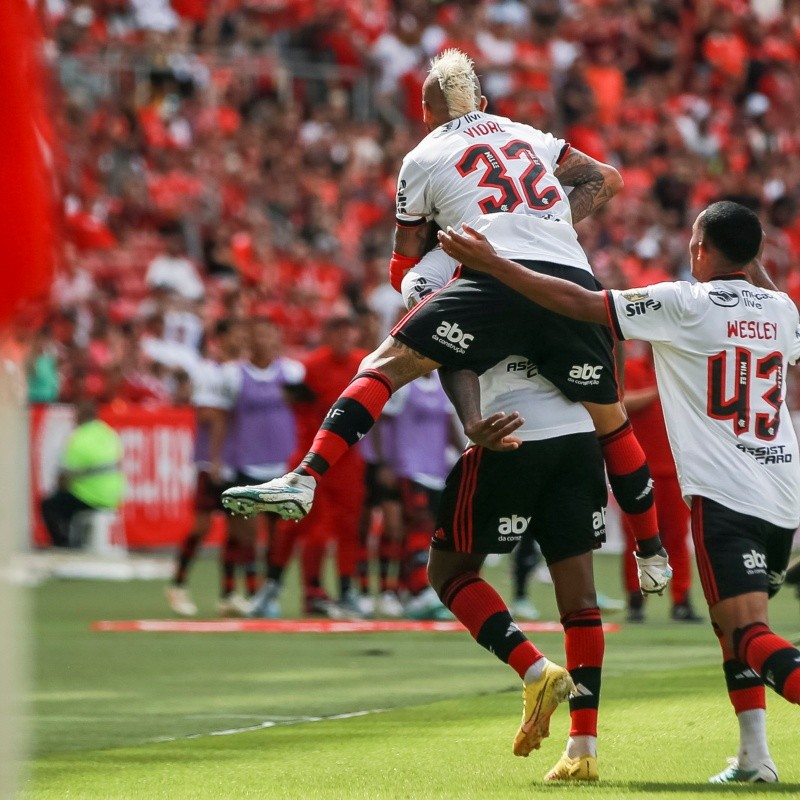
top-left (216, 362), bottom-right (242, 409)
top-left (191, 362), bottom-right (228, 409)
top-left (790, 325), bottom-right (800, 366)
top-left (607, 282), bottom-right (690, 343)
top-left (401, 246), bottom-right (459, 309)
top-left (396, 155), bottom-right (431, 224)
top-left (280, 358), bottom-right (306, 385)
top-left (522, 126), bottom-right (568, 172)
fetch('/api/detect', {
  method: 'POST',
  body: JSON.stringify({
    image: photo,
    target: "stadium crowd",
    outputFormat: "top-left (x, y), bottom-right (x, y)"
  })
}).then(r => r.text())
top-left (18, 0), bottom-right (800, 617)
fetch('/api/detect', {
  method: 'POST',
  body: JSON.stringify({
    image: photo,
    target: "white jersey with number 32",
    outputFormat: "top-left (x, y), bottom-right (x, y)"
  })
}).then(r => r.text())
top-left (396, 111), bottom-right (591, 272)
top-left (607, 278), bottom-right (800, 528)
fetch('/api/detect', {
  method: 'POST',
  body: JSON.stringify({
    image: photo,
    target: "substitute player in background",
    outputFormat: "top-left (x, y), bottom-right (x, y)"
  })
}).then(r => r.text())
top-left (223, 48), bottom-right (672, 598)
top-left (166, 319), bottom-right (245, 616)
top-left (439, 200), bottom-right (800, 784)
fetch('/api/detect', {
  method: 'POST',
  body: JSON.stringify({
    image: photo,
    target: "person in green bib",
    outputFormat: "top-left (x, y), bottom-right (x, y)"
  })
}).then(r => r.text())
top-left (40, 401), bottom-right (125, 547)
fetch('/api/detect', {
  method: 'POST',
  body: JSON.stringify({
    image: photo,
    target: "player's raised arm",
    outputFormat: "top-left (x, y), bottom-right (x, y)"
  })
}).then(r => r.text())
top-left (553, 148), bottom-right (623, 225)
top-left (438, 226), bottom-right (609, 325)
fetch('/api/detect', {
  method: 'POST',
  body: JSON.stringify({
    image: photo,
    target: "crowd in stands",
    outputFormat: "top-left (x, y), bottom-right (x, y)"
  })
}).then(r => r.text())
top-left (20, 0), bottom-right (800, 408)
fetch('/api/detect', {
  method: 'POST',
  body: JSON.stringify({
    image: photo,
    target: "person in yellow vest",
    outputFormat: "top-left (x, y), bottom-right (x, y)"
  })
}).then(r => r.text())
top-left (40, 401), bottom-right (124, 547)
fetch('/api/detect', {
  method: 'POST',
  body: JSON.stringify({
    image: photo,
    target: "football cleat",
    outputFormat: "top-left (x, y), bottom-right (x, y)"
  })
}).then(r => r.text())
top-left (376, 591), bottom-right (405, 619)
top-left (544, 753), bottom-right (599, 782)
top-left (513, 661), bottom-right (575, 757)
top-left (404, 586), bottom-right (452, 621)
top-left (634, 548), bottom-right (673, 595)
top-left (247, 579), bottom-right (281, 619)
top-left (165, 585), bottom-right (197, 617)
top-left (510, 598), bottom-right (540, 621)
top-left (709, 757), bottom-right (778, 783)
top-left (221, 473), bottom-right (315, 521)
top-left (217, 593), bottom-right (252, 618)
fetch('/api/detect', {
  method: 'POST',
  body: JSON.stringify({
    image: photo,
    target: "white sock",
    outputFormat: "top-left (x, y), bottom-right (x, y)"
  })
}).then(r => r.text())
top-left (737, 709), bottom-right (770, 768)
top-left (566, 735), bottom-right (597, 759)
top-left (523, 657), bottom-right (547, 685)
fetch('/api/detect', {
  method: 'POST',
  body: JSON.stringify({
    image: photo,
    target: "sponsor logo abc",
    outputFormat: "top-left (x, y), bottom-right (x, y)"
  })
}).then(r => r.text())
top-left (568, 363), bottom-right (602, 384)
top-left (433, 321), bottom-right (474, 352)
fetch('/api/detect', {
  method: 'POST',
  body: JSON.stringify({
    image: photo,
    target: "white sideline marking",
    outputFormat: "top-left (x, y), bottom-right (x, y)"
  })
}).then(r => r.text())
top-left (149, 708), bottom-right (391, 743)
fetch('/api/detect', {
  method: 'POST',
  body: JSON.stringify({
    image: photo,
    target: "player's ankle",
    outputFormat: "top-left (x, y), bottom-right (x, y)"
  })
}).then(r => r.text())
top-left (635, 535), bottom-right (663, 557)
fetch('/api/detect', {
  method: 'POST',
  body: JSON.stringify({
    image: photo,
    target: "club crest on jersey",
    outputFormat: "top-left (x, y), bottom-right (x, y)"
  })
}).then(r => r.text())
top-left (709, 289), bottom-right (740, 307)
top-left (621, 289), bottom-right (650, 302)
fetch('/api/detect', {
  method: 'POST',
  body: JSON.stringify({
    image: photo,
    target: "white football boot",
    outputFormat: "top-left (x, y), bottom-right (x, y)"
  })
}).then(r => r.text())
top-left (222, 473), bottom-right (315, 521)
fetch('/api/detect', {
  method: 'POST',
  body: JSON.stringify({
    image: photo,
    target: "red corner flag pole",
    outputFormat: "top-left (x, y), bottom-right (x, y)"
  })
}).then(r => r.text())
top-left (0, 2), bottom-right (57, 796)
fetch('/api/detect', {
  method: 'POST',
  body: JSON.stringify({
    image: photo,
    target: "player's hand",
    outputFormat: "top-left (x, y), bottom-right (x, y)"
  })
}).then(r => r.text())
top-left (464, 412), bottom-right (524, 452)
top-left (634, 548), bottom-right (673, 596)
top-left (437, 225), bottom-right (498, 272)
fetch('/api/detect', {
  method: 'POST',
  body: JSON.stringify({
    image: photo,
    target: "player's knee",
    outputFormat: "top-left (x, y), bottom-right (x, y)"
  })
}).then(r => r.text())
top-left (608, 466), bottom-right (654, 515)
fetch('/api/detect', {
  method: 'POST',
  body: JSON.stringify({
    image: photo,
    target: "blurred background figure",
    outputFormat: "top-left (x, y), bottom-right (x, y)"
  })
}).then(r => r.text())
top-left (621, 342), bottom-right (701, 623)
top-left (166, 318), bottom-right (245, 617)
top-left (40, 400), bottom-right (124, 548)
top-left (262, 316), bottom-right (367, 619)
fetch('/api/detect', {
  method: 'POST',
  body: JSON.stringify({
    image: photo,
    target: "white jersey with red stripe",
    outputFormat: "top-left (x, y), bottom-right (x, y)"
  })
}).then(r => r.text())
top-left (607, 276), bottom-right (800, 528)
top-left (396, 111), bottom-right (591, 272)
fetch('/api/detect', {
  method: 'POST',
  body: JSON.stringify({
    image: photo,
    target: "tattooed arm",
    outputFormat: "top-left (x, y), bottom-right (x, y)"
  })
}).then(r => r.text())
top-left (554, 148), bottom-right (624, 225)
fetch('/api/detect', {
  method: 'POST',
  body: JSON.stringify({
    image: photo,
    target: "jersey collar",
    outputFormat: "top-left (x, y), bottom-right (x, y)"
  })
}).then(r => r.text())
top-left (712, 271), bottom-right (748, 282)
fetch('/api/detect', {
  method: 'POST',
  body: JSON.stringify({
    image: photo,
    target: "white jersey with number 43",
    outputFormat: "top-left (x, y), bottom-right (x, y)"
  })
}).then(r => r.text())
top-left (396, 111), bottom-right (591, 273)
top-left (607, 278), bottom-right (800, 528)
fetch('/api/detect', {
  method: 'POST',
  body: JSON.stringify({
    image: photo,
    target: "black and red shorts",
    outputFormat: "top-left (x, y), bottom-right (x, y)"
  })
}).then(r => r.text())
top-left (391, 261), bottom-right (619, 404)
top-left (194, 469), bottom-right (228, 513)
top-left (691, 496), bottom-right (795, 605)
top-left (432, 434), bottom-right (607, 562)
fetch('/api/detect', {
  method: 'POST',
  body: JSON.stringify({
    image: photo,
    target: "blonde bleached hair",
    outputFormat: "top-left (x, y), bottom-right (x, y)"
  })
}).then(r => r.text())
top-left (428, 49), bottom-right (481, 119)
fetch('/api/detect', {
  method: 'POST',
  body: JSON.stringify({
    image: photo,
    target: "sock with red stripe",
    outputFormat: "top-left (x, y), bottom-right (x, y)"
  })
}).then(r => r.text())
top-left (174, 530), bottom-right (203, 586)
top-left (734, 622), bottom-right (800, 703)
top-left (241, 542), bottom-right (258, 596)
top-left (378, 538), bottom-right (402, 593)
top-left (713, 622), bottom-right (766, 712)
top-left (599, 421), bottom-right (661, 555)
top-left (220, 537), bottom-right (238, 597)
top-left (440, 572), bottom-right (543, 678)
top-left (297, 371), bottom-right (393, 480)
top-left (562, 608), bottom-right (604, 739)
top-left (713, 623), bottom-right (770, 766)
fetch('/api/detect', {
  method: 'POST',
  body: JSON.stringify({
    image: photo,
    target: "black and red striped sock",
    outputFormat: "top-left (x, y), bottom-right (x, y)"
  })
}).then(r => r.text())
top-left (440, 572), bottom-right (543, 679)
top-left (174, 531), bottom-right (203, 586)
top-left (378, 538), bottom-right (402, 593)
top-left (241, 542), bottom-right (258, 596)
top-left (562, 607), bottom-right (604, 737)
top-left (734, 622), bottom-right (800, 703)
top-left (220, 537), bottom-right (238, 597)
top-left (297, 370), bottom-right (393, 480)
top-left (713, 623), bottom-right (766, 713)
top-left (599, 421), bottom-right (660, 554)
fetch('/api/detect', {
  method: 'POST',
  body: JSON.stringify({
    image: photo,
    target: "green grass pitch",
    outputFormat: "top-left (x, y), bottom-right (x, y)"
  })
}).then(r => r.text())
top-left (22, 553), bottom-right (800, 799)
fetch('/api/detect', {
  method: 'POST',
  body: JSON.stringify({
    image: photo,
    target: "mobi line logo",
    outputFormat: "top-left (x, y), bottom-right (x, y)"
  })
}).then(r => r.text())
top-left (432, 321), bottom-right (474, 353)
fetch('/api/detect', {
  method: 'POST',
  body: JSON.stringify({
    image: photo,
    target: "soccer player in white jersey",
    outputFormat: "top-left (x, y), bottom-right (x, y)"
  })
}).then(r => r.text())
top-left (223, 48), bottom-right (672, 598)
top-left (439, 200), bottom-right (800, 784)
